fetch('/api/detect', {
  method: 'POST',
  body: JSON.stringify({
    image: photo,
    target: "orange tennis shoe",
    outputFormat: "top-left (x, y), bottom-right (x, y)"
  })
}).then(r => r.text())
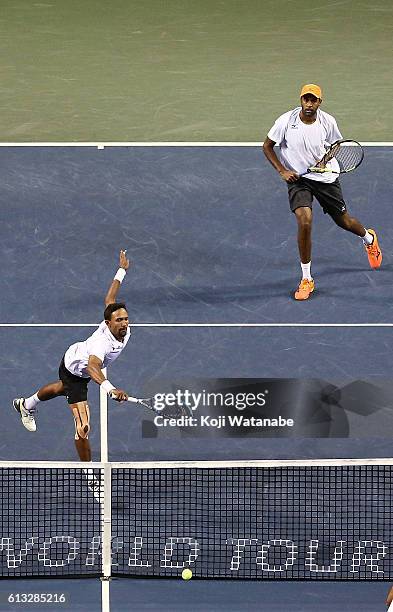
top-left (294, 278), bottom-right (315, 301)
top-left (365, 229), bottom-right (382, 269)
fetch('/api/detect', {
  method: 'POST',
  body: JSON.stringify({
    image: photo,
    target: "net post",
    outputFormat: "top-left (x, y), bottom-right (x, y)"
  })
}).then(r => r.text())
top-left (101, 580), bottom-right (110, 612)
top-left (101, 462), bottom-right (112, 580)
top-left (100, 367), bottom-right (108, 463)
top-left (101, 466), bottom-right (111, 612)
top-left (100, 368), bottom-right (111, 610)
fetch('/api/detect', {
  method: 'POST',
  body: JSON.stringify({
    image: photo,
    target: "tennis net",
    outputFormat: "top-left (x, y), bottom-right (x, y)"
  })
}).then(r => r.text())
top-left (1, 459), bottom-right (392, 579)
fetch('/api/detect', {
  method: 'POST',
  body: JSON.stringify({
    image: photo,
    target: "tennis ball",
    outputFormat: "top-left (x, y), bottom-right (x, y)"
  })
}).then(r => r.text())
top-left (182, 568), bottom-right (192, 580)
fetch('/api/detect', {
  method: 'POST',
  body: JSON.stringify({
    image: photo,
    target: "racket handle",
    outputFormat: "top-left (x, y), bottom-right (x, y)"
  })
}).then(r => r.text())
top-left (109, 390), bottom-right (132, 401)
top-left (109, 391), bottom-right (147, 404)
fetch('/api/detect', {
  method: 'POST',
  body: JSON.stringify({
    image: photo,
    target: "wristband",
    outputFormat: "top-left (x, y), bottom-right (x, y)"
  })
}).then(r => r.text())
top-left (101, 380), bottom-right (116, 395)
top-left (114, 268), bottom-right (126, 283)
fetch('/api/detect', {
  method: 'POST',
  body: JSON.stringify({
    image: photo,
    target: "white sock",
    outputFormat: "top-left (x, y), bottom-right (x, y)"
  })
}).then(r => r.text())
top-left (25, 393), bottom-right (41, 411)
top-left (301, 261), bottom-right (312, 280)
top-left (362, 230), bottom-right (373, 246)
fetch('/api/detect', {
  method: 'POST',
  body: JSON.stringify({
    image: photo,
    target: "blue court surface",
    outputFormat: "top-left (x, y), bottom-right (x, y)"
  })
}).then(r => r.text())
top-left (1, 145), bottom-right (392, 324)
top-left (0, 579), bottom-right (390, 612)
top-left (1, 145), bottom-right (393, 611)
top-left (2, 326), bottom-right (393, 463)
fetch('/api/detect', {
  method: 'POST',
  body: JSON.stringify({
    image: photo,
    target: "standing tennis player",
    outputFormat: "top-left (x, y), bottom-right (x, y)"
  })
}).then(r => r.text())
top-left (263, 84), bottom-right (382, 300)
top-left (13, 250), bottom-right (130, 462)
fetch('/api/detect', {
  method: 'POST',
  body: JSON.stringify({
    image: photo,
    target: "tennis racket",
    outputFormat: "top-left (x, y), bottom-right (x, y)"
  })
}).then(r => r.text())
top-left (303, 139), bottom-right (364, 175)
top-left (109, 391), bottom-right (194, 418)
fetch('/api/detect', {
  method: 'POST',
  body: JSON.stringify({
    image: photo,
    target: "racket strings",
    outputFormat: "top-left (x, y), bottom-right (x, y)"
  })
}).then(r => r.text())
top-left (161, 403), bottom-right (193, 419)
top-left (135, 396), bottom-right (192, 419)
top-left (334, 143), bottom-right (364, 171)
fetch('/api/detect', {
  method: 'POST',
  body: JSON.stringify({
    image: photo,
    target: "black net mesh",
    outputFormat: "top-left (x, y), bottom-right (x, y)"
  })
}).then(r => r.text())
top-left (1, 463), bottom-right (392, 580)
top-left (0, 467), bottom-right (103, 578)
top-left (112, 463), bottom-right (392, 580)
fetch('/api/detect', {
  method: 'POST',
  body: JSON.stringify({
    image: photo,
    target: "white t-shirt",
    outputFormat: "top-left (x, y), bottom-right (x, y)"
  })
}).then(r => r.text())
top-left (64, 321), bottom-right (131, 378)
top-left (267, 107), bottom-right (343, 183)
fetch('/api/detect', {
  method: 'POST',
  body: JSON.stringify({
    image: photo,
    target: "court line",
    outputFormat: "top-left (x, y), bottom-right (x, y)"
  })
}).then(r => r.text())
top-left (1, 323), bottom-right (393, 328)
top-left (0, 142), bottom-right (391, 147)
top-left (2, 458), bottom-right (393, 468)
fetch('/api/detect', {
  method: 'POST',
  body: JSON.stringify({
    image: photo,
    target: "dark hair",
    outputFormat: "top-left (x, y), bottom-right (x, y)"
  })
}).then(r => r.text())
top-left (104, 302), bottom-right (127, 322)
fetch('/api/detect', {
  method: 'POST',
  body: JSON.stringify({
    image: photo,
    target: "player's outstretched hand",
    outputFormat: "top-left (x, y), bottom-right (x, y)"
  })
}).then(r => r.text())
top-left (119, 249), bottom-right (130, 270)
top-left (111, 388), bottom-right (129, 402)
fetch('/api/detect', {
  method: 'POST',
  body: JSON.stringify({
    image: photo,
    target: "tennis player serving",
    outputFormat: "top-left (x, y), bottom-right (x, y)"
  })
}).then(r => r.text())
top-left (263, 84), bottom-right (382, 300)
top-left (13, 250), bottom-right (130, 461)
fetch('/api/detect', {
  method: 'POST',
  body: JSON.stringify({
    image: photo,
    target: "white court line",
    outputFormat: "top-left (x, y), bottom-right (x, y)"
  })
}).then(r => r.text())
top-left (0, 323), bottom-right (393, 328)
top-left (2, 458), bottom-right (393, 468)
top-left (0, 142), bottom-right (391, 147)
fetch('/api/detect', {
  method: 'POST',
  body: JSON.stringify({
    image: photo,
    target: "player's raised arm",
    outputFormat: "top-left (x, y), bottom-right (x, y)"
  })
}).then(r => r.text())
top-left (104, 249), bottom-right (130, 306)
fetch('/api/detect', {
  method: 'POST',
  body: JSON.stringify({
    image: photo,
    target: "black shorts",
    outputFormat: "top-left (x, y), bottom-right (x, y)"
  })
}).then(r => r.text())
top-left (59, 356), bottom-right (91, 405)
top-left (287, 177), bottom-right (347, 217)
